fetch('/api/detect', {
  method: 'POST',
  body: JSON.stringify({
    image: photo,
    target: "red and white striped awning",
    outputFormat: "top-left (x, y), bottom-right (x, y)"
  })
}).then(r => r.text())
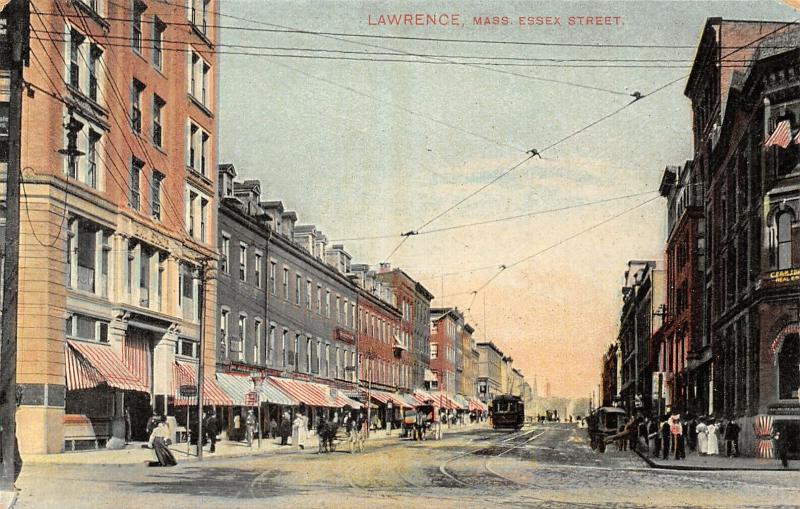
top-left (268, 377), bottom-right (350, 408)
top-left (364, 389), bottom-right (409, 408)
top-left (469, 398), bottom-right (487, 412)
top-left (122, 334), bottom-right (150, 393)
top-left (171, 362), bottom-right (233, 407)
top-left (431, 392), bottom-right (460, 411)
top-left (411, 389), bottom-right (437, 406)
top-left (334, 391), bottom-right (362, 409)
top-left (64, 343), bottom-right (105, 391)
top-left (66, 340), bottom-right (149, 393)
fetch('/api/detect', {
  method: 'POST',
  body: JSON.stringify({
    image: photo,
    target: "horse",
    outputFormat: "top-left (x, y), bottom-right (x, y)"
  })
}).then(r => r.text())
top-left (317, 419), bottom-right (339, 453)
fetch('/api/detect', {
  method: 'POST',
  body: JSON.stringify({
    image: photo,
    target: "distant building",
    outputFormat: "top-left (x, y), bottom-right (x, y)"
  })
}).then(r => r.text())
top-left (476, 341), bottom-right (504, 402)
top-left (429, 308), bottom-right (464, 393)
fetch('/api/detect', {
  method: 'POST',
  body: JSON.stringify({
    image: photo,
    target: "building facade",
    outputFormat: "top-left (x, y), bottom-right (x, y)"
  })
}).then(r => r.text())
top-left (618, 261), bottom-right (665, 414)
top-left (429, 308), bottom-right (463, 393)
top-left (687, 19), bottom-right (800, 455)
top-left (16, 0), bottom-right (218, 453)
top-left (658, 160), bottom-right (707, 416)
top-left (476, 341), bottom-right (503, 402)
top-left (215, 169), bottom-right (359, 395)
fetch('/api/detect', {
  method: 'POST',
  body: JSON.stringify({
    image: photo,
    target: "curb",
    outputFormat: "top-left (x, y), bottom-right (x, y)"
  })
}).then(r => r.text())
top-left (0, 490), bottom-right (17, 509)
top-left (634, 449), bottom-right (800, 471)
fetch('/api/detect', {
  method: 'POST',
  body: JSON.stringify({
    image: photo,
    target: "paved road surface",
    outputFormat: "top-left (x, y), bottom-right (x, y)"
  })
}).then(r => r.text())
top-left (16, 423), bottom-right (800, 508)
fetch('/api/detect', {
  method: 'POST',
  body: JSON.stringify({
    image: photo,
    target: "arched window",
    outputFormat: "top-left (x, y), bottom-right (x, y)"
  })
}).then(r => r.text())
top-left (778, 334), bottom-right (800, 400)
top-left (777, 211), bottom-right (794, 270)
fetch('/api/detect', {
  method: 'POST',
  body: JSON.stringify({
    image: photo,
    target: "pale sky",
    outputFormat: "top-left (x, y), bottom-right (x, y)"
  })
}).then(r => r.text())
top-left (218, 1), bottom-right (797, 398)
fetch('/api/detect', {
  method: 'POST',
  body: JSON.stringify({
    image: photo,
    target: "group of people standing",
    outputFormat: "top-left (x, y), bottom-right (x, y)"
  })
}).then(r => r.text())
top-left (641, 414), bottom-right (738, 460)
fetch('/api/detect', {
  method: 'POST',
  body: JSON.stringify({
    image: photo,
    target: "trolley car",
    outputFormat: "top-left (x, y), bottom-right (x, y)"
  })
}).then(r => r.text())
top-left (489, 394), bottom-right (524, 430)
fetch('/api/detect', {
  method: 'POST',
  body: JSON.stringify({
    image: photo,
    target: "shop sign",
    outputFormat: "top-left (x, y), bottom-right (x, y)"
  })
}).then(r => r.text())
top-left (244, 391), bottom-right (258, 406)
top-left (179, 384), bottom-right (198, 398)
top-left (767, 268), bottom-right (800, 284)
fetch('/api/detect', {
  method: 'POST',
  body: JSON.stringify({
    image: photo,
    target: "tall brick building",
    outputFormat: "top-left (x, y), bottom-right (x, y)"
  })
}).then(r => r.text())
top-left (12, 0), bottom-right (219, 453)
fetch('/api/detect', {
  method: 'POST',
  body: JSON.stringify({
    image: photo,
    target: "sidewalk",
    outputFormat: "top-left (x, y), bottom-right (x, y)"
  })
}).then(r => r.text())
top-left (23, 422), bottom-right (486, 466)
top-left (636, 448), bottom-right (800, 471)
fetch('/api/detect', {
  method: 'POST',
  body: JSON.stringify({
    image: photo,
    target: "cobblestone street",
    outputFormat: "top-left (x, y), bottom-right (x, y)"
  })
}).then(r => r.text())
top-left (15, 423), bottom-right (800, 508)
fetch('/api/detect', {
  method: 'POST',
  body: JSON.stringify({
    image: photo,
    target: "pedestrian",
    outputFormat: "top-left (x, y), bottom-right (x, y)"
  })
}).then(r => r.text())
top-left (292, 412), bottom-right (306, 450)
top-left (670, 414), bottom-right (685, 460)
top-left (660, 415), bottom-right (672, 460)
top-left (269, 417), bottom-right (278, 439)
top-left (706, 419), bottom-right (719, 455)
top-left (279, 412), bottom-right (292, 445)
top-left (724, 418), bottom-right (740, 457)
top-left (686, 415), bottom-right (697, 453)
top-left (627, 417), bottom-right (639, 453)
top-left (145, 410), bottom-right (161, 438)
top-left (649, 417), bottom-right (660, 457)
top-left (245, 409), bottom-right (257, 447)
top-left (696, 417), bottom-right (708, 455)
top-left (147, 415), bottom-right (177, 467)
top-left (204, 411), bottom-right (219, 453)
top-left (775, 431), bottom-right (790, 468)
top-left (124, 408), bottom-right (132, 444)
top-left (233, 413), bottom-right (241, 441)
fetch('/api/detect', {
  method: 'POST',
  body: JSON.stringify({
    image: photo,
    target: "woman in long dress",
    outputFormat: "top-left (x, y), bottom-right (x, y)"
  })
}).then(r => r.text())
top-left (706, 420), bottom-right (719, 455)
top-left (292, 413), bottom-right (306, 450)
top-left (696, 419), bottom-right (708, 455)
top-left (148, 416), bottom-right (177, 467)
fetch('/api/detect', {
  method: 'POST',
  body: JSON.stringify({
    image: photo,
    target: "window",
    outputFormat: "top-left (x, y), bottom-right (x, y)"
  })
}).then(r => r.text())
top-left (68, 218), bottom-right (107, 295)
top-left (69, 30), bottom-right (84, 89)
top-left (188, 52), bottom-right (211, 108)
top-left (777, 211), bottom-right (793, 270)
top-left (269, 261), bottom-right (277, 295)
top-left (188, 190), bottom-right (197, 237)
top-left (325, 290), bottom-right (330, 318)
top-left (268, 324), bottom-right (275, 365)
top-left (306, 279), bottom-right (312, 310)
top-left (179, 262), bottom-right (197, 321)
top-left (254, 252), bottom-right (262, 288)
top-left (779, 334), bottom-right (800, 400)
top-left (237, 314), bottom-right (246, 362)
top-left (186, 121), bottom-right (210, 176)
top-left (200, 198), bottom-right (208, 242)
top-left (151, 170), bottom-right (163, 220)
top-left (239, 243), bottom-right (247, 281)
top-left (139, 245), bottom-right (151, 307)
top-left (152, 95), bottom-right (164, 148)
top-left (295, 273), bottom-right (301, 305)
top-left (282, 268), bottom-right (289, 300)
top-left (306, 337), bottom-right (312, 373)
top-left (430, 343), bottom-right (438, 360)
top-left (190, 0), bottom-right (211, 34)
top-left (316, 284), bottom-right (322, 314)
top-left (88, 44), bottom-right (101, 102)
top-left (66, 314), bottom-right (109, 343)
top-left (220, 234), bottom-right (230, 273)
top-left (336, 296), bottom-right (341, 323)
top-left (132, 1), bottom-right (145, 52)
top-left (254, 319), bottom-right (262, 364)
top-left (152, 17), bottom-right (165, 70)
top-left (220, 308), bottom-right (229, 358)
top-left (129, 157), bottom-right (142, 210)
top-left (86, 129), bottom-right (100, 188)
top-left (131, 79), bottom-right (144, 133)
top-left (282, 329), bottom-right (288, 366)
top-left (177, 339), bottom-right (198, 359)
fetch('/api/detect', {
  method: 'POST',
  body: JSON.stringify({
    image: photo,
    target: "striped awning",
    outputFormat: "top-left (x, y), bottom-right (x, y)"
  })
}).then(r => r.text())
top-left (431, 392), bottom-right (460, 411)
top-left (335, 391), bottom-right (362, 409)
top-left (64, 343), bottom-right (105, 391)
top-left (171, 362), bottom-right (233, 407)
top-left (216, 372), bottom-right (294, 407)
top-left (365, 389), bottom-right (409, 408)
top-left (269, 376), bottom-right (350, 408)
top-left (469, 398), bottom-right (487, 412)
top-left (66, 340), bottom-right (149, 392)
top-left (411, 389), bottom-right (437, 406)
top-left (122, 334), bottom-right (150, 393)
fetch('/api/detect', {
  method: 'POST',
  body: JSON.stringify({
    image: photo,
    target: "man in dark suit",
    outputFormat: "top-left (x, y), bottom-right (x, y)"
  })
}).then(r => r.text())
top-left (204, 411), bottom-right (219, 453)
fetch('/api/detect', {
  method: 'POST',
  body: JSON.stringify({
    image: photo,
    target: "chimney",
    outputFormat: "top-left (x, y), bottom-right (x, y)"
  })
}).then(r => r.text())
top-left (325, 244), bottom-right (352, 274)
top-left (378, 262), bottom-right (391, 273)
top-left (281, 211), bottom-right (297, 238)
top-left (260, 200), bottom-right (285, 232)
top-left (293, 224), bottom-right (316, 253)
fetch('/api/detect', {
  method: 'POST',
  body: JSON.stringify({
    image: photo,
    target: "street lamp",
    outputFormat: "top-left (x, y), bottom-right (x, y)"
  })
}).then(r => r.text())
top-left (250, 371), bottom-right (265, 449)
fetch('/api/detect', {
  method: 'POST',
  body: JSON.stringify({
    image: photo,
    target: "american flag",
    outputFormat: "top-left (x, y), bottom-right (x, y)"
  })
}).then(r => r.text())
top-left (765, 119), bottom-right (792, 148)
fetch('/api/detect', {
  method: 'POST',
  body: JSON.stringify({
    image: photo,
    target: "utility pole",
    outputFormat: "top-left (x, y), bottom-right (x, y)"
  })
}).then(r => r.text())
top-left (0, 0), bottom-right (29, 490)
top-left (195, 258), bottom-right (209, 461)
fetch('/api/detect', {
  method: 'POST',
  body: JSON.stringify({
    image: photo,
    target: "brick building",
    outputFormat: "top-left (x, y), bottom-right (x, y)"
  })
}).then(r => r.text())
top-left (215, 167), bottom-right (360, 427)
top-left (428, 308), bottom-right (463, 394)
top-left (658, 161), bottom-right (707, 416)
top-left (14, 0), bottom-right (219, 453)
top-left (686, 18), bottom-right (800, 455)
top-left (600, 343), bottom-right (619, 407)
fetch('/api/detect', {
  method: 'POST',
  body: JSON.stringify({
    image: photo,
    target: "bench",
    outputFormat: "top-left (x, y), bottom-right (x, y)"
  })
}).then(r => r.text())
top-left (63, 414), bottom-right (111, 451)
